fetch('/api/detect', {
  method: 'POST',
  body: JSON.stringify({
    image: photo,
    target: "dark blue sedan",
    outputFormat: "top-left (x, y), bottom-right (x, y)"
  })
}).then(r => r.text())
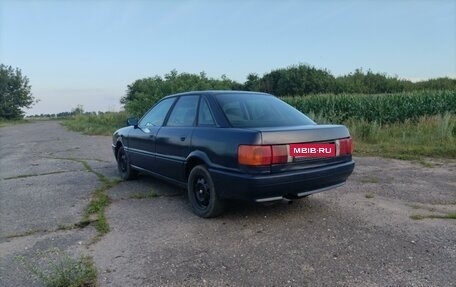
top-left (112, 91), bottom-right (354, 217)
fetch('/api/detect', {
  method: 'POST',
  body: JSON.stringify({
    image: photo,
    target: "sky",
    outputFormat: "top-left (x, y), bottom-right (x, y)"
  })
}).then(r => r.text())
top-left (0, 0), bottom-right (455, 115)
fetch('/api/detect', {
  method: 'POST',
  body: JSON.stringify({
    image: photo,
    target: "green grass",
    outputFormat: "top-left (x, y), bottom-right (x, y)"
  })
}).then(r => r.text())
top-left (16, 248), bottom-right (97, 287)
top-left (348, 113), bottom-right (456, 159)
top-left (365, 193), bottom-right (375, 199)
top-left (0, 118), bottom-right (30, 127)
top-left (62, 112), bottom-right (455, 159)
top-left (410, 213), bottom-right (456, 220)
top-left (61, 97), bottom-right (455, 159)
top-left (62, 111), bottom-right (129, 136)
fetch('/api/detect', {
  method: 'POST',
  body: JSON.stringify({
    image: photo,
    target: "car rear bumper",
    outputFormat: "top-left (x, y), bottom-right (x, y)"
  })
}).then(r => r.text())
top-left (210, 160), bottom-right (355, 201)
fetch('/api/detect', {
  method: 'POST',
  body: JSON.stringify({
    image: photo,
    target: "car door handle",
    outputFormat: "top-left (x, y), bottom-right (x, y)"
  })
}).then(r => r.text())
top-left (180, 137), bottom-right (186, 141)
top-left (149, 135), bottom-right (155, 139)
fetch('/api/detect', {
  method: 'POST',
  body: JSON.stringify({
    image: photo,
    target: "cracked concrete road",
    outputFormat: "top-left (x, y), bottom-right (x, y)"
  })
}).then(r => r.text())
top-left (1, 120), bottom-right (455, 287)
top-left (0, 121), bottom-right (117, 286)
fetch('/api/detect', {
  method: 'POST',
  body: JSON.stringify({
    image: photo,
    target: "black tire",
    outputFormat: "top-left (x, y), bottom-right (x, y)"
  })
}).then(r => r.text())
top-left (117, 146), bottom-right (138, 180)
top-left (187, 165), bottom-right (225, 218)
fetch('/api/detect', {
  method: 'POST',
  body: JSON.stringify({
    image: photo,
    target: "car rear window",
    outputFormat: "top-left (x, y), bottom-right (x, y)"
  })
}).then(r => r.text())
top-left (215, 93), bottom-right (315, 128)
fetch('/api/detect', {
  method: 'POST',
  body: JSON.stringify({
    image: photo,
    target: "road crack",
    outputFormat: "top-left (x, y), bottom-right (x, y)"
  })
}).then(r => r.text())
top-left (2, 170), bottom-right (69, 180)
top-left (47, 156), bottom-right (121, 242)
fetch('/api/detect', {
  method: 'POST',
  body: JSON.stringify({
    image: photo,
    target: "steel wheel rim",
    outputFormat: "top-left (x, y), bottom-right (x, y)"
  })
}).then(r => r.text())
top-left (119, 152), bottom-right (127, 173)
top-left (194, 176), bottom-right (210, 208)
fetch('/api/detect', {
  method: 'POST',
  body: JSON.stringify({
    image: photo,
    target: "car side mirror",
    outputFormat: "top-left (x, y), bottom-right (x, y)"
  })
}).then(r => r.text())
top-left (127, 117), bottom-right (139, 128)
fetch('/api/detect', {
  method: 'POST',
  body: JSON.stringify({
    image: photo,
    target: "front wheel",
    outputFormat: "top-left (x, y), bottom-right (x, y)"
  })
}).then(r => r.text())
top-left (187, 165), bottom-right (225, 218)
top-left (117, 146), bottom-right (138, 180)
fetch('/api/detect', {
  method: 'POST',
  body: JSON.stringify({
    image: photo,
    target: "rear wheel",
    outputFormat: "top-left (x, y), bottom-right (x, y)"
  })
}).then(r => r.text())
top-left (117, 146), bottom-right (138, 180)
top-left (188, 165), bottom-right (225, 218)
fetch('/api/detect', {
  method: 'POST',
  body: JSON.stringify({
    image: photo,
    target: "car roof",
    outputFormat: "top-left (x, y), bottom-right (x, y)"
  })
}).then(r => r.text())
top-left (163, 90), bottom-right (272, 99)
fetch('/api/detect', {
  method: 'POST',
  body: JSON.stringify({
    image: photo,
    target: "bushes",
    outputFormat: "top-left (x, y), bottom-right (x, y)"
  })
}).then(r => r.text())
top-left (122, 70), bottom-right (240, 116)
top-left (120, 67), bottom-right (456, 117)
top-left (62, 112), bottom-right (128, 136)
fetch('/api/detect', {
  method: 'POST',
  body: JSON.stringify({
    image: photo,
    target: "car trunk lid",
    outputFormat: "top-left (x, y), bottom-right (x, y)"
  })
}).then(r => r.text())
top-left (256, 125), bottom-right (352, 173)
top-left (256, 125), bottom-right (350, 145)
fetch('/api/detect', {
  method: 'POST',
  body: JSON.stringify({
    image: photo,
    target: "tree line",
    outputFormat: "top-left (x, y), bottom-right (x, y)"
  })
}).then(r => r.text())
top-left (122, 64), bottom-right (456, 116)
top-left (0, 64), bottom-right (35, 119)
top-left (1, 63), bottom-right (455, 119)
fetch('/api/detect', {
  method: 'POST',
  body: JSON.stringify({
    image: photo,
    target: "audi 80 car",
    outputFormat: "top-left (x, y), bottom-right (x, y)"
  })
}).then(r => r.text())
top-left (112, 91), bottom-right (355, 217)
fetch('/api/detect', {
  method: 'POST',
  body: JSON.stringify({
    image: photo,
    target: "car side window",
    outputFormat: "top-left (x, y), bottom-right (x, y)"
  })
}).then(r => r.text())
top-left (166, 95), bottom-right (199, 127)
top-left (139, 97), bottom-right (175, 128)
top-left (198, 98), bottom-right (215, 126)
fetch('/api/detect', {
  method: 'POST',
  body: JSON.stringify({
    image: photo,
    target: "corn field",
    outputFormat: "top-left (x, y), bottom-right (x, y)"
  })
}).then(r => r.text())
top-left (282, 90), bottom-right (456, 124)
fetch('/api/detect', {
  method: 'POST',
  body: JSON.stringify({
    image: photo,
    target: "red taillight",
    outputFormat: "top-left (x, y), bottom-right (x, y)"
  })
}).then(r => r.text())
top-left (238, 145), bottom-right (271, 166)
top-left (338, 137), bottom-right (353, 156)
top-left (238, 144), bottom-right (289, 166)
top-left (271, 145), bottom-right (288, 164)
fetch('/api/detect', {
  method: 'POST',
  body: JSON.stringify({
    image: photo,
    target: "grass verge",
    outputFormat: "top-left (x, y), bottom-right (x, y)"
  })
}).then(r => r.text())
top-left (346, 113), bottom-right (455, 159)
top-left (16, 248), bottom-right (97, 287)
top-left (0, 118), bottom-right (30, 127)
top-left (62, 110), bottom-right (455, 160)
top-left (62, 112), bottom-right (128, 136)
